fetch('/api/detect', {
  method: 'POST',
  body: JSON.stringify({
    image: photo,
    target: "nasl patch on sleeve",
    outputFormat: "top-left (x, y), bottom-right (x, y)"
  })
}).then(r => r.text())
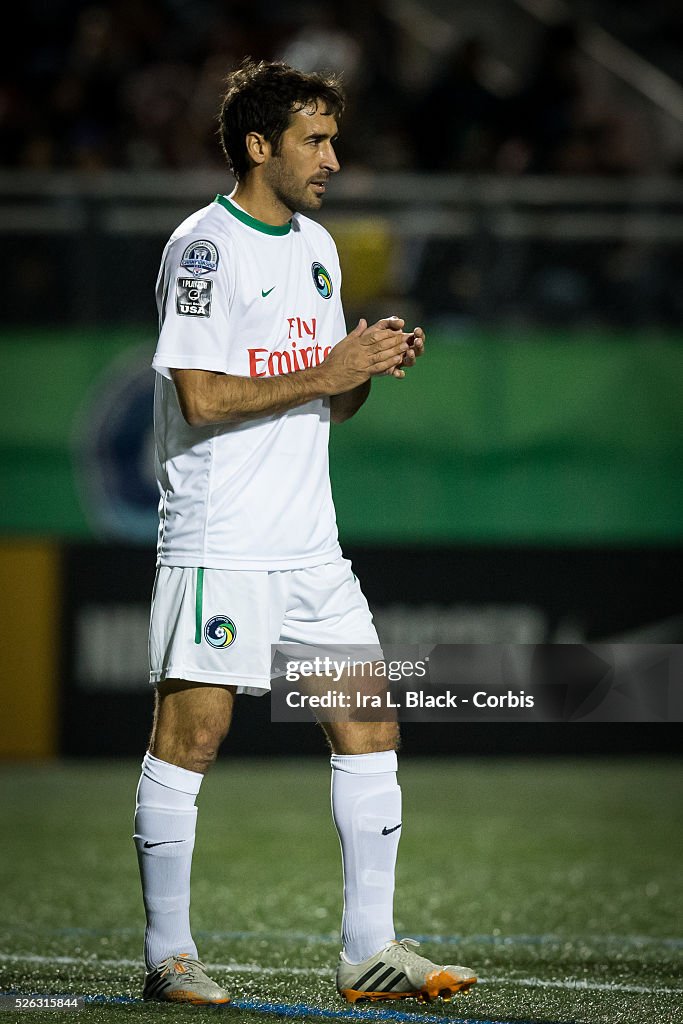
top-left (180, 239), bottom-right (219, 275)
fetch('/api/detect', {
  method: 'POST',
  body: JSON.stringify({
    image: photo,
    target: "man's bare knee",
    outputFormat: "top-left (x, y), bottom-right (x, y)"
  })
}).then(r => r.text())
top-left (149, 680), bottom-right (236, 773)
top-left (176, 741), bottom-right (220, 775)
top-left (173, 728), bottom-right (225, 773)
top-left (321, 720), bottom-right (400, 756)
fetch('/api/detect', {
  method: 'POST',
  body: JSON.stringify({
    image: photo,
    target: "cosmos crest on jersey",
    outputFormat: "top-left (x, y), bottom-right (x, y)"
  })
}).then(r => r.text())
top-left (311, 262), bottom-right (333, 298)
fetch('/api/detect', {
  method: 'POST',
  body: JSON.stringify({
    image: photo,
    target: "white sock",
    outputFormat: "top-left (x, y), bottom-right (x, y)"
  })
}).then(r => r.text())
top-left (133, 751), bottom-right (203, 970)
top-left (331, 750), bottom-right (402, 964)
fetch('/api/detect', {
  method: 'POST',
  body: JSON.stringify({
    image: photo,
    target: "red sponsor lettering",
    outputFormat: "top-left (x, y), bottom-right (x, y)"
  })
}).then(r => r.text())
top-left (248, 348), bottom-right (269, 377)
top-left (268, 350), bottom-right (293, 376)
top-left (288, 316), bottom-right (317, 340)
top-left (302, 317), bottom-right (316, 339)
top-left (247, 340), bottom-right (332, 377)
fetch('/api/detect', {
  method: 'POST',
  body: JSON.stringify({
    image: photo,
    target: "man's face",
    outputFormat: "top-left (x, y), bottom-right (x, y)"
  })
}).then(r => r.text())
top-left (262, 102), bottom-right (340, 214)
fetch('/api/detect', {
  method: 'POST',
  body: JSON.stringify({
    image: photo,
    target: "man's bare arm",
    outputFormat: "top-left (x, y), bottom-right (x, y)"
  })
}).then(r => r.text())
top-left (172, 318), bottom-right (410, 427)
top-left (329, 323), bottom-right (426, 425)
top-left (172, 365), bottom-right (326, 426)
top-left (330, 382), bottom-right (371, 424)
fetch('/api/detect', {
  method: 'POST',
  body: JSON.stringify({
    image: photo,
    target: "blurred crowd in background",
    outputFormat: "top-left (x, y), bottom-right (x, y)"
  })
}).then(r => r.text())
top-left (4, 0), bottom-right (682, 331)
top-left (6, 0), bottom-right (681, 175)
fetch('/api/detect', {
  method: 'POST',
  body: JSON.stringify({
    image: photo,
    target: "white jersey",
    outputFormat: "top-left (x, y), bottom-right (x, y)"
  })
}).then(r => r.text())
top-left (152, 195), bottom-right (347, 570)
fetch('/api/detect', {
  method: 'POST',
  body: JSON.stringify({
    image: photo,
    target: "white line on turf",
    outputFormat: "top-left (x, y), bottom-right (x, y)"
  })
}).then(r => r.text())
top-left (16, 927), bottom-right (683, 949)
top-left (3, 953), bottom-right (682, 996)
top-left (195, 929), bottom-right (683, 950)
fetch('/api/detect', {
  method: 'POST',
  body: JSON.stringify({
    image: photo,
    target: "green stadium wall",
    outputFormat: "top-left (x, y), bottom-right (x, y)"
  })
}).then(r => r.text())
top-left (1, 329), bottom-right (681, 543)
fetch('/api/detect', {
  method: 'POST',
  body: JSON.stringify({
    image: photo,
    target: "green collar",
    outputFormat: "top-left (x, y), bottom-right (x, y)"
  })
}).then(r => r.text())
top-left (214, 194), bottom-right (291, 236)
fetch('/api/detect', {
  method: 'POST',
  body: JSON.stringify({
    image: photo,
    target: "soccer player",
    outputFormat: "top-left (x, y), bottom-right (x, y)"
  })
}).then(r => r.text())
top-left (134, 59), bottom-right (477, 1006)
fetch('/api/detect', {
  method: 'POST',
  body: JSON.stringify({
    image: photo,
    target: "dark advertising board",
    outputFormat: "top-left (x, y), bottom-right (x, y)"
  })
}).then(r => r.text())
top-left (60, 543), bottom-right (682, 758)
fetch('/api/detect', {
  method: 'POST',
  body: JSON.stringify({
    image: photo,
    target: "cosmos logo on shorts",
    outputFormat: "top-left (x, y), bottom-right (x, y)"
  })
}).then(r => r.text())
top-left (180, 239), bottom-right (219, 276)
top-left (204, 615), bottom-right (237, 648)
top-left (311, 262), bottom-right (332, 299)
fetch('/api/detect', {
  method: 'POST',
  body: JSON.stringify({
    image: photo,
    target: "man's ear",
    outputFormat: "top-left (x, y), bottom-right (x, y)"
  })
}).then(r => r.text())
top-left (245, 132), bottom-right (270, 167)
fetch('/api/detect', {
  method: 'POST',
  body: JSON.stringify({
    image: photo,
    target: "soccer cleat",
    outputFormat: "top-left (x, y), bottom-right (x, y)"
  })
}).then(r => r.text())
top-left (336, 937), bottom-right (477, 1004)
top-left (142, 953), bottom-right (230, 1005)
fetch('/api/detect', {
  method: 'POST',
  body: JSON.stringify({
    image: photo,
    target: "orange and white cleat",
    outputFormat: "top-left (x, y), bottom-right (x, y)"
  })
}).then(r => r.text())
top-left (336, 938), bottom-right (477, 1004)
top-left (142, 953), bottom-right (230, 1005)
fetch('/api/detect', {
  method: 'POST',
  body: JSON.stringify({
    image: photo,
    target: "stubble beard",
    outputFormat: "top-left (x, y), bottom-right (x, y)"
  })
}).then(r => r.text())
top-left (265, 158), bottom-right (322, 215)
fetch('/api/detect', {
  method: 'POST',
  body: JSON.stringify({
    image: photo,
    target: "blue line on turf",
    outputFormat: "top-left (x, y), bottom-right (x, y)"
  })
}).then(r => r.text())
top-left (230, 997), bottom-right (534, 1023)
top-left (100, 994), bottom-right (557, 1024)
top-left (1, 992), bottom-right (565, 1024)
top-left (85, 995), bottom-right (138, 1005)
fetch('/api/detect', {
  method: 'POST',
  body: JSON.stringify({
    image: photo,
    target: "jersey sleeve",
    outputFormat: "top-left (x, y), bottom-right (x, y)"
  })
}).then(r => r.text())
top-left (152, 233), bottom-right (233, 379)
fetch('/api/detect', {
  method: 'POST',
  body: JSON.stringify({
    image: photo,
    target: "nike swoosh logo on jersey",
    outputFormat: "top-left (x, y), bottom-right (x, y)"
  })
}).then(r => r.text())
top-left (381, 823), bottom-right (402, 835)
top-left (143, 840), bottom-right (185, 848)
top-left (261, 286), bottom-right (276, 297)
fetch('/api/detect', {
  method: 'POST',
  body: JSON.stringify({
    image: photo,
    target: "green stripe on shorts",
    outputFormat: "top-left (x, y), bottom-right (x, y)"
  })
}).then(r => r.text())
top-left (195, 567), bottom-right (204, 644)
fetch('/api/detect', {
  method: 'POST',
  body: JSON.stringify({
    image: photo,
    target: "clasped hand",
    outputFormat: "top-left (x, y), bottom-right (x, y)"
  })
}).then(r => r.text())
top-left (325, 316), bottom-right (426, 390)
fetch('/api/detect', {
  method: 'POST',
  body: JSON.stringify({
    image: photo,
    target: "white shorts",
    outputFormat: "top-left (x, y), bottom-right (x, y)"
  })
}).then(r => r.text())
top-left (149, 557), bottom-right (380, 695)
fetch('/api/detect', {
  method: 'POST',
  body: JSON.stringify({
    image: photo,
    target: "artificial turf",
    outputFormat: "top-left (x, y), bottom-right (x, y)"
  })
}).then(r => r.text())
top-left (1, 757), bottom-right (681, 1024)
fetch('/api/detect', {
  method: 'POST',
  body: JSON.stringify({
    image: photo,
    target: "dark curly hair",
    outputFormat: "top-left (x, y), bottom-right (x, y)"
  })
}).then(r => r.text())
top-left (218, 59), bottom-right (345, 180)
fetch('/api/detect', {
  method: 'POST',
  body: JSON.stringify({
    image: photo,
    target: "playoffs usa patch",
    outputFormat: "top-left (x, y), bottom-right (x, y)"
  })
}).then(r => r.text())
top-left (176, 278), bottom-right (212, 317)
top-left (180, 239), bottom-right (219, 276)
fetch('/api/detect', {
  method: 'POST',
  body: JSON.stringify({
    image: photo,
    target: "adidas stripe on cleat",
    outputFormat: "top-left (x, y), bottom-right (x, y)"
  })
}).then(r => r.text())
top-left (336, 938), bottom-right (477, 1004)
top-left (142, 953), bottom-right (230, 1005)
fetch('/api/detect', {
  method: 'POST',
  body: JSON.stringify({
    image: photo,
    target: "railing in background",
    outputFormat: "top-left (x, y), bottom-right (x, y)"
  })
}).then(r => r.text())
top-left (2, 171), bottom-right (682, 329)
